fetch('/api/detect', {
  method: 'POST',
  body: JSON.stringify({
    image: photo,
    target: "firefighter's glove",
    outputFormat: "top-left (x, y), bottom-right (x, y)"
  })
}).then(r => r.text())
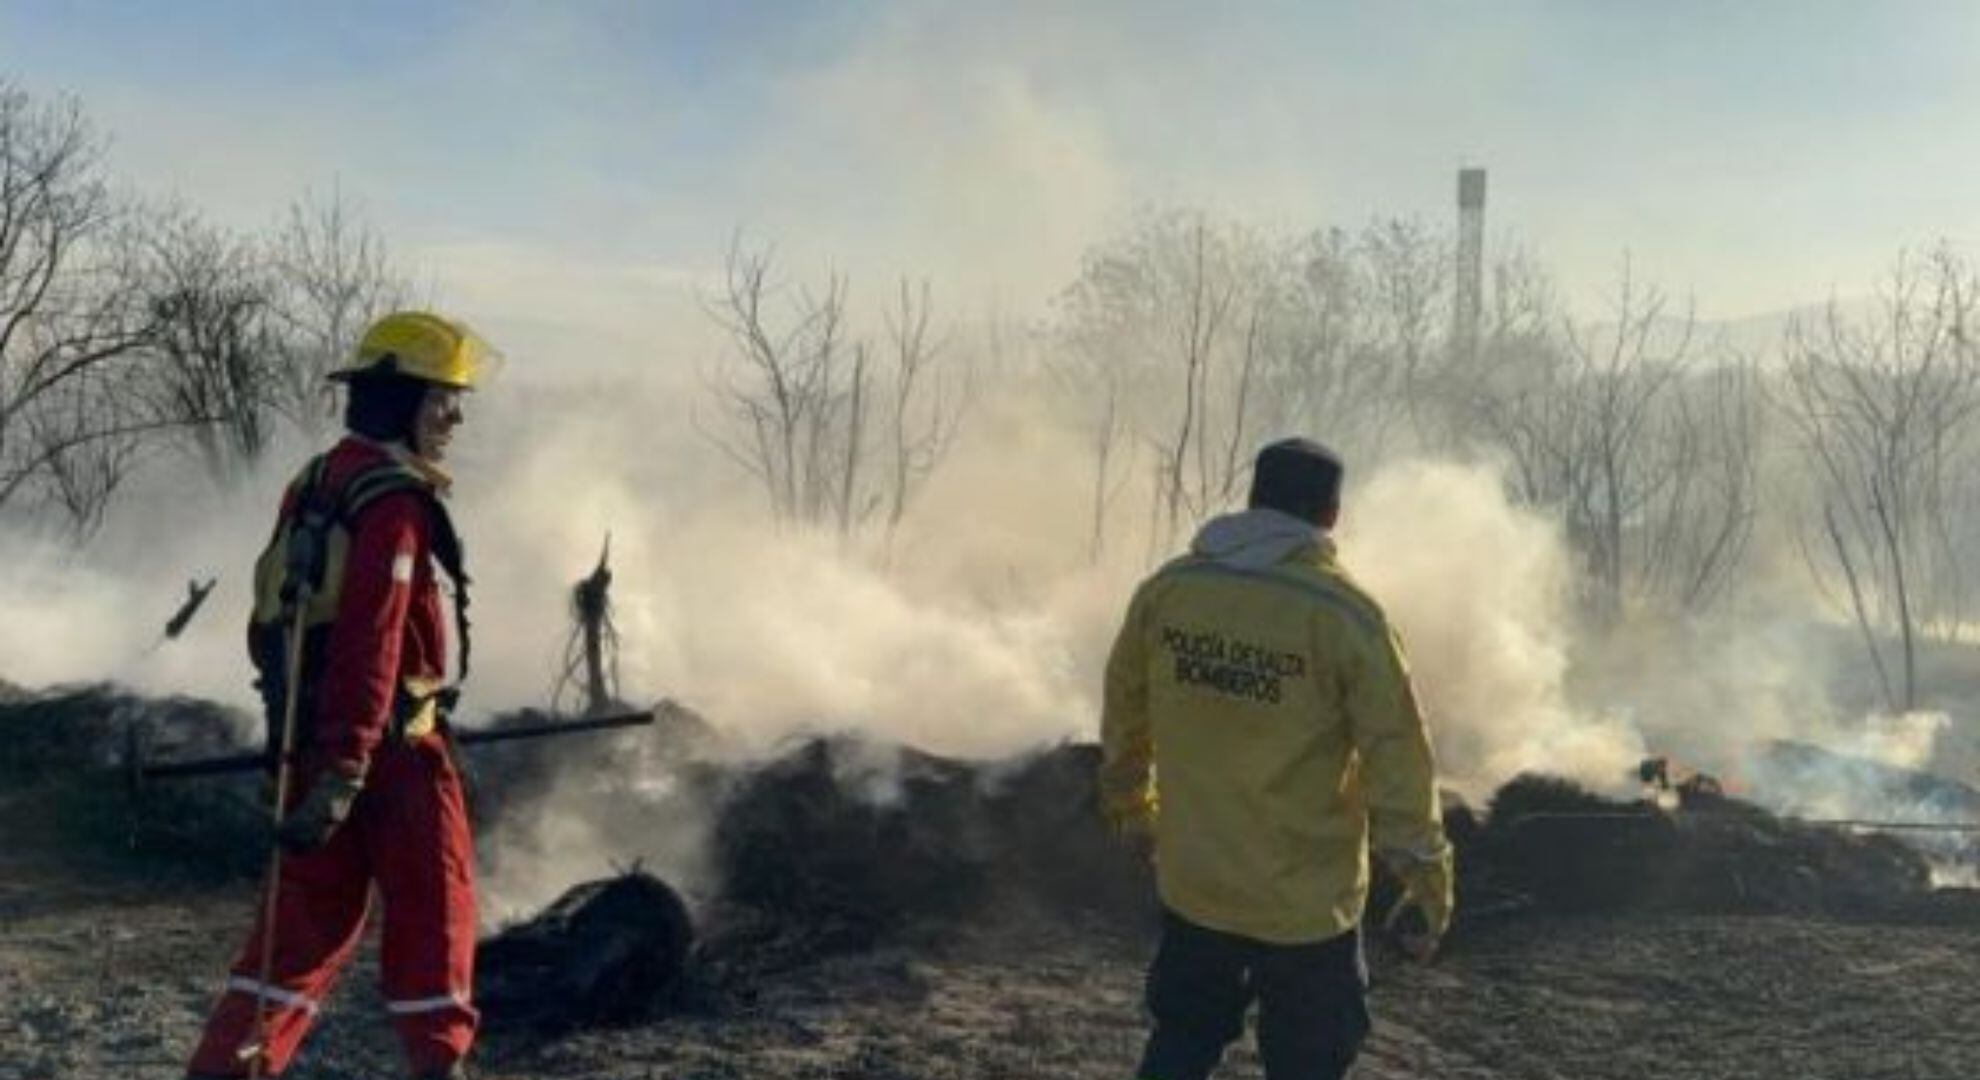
top-left (275, 767), bottom-right (365, 854)
top-left (1381, 849), bottom-right (1454, 962)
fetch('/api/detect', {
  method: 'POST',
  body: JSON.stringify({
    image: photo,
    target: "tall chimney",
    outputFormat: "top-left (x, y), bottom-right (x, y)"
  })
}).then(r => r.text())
top-left (1454, 167), bottom-right (1487, 366)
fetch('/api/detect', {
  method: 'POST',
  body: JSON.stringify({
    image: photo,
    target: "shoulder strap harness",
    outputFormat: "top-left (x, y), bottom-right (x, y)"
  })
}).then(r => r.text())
top-left (289, 452), bottom-right (474, 699)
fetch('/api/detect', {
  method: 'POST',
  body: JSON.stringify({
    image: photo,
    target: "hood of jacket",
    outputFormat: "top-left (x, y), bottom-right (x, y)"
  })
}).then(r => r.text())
top-left (1189, 508), bottom-right (1330, 571)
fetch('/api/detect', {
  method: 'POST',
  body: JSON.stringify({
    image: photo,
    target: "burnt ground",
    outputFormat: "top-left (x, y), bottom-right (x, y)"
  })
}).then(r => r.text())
top-left (4, 836), bottom-right (1978, 1080)
top-left (5, 690), bottom-right (1980, 1079)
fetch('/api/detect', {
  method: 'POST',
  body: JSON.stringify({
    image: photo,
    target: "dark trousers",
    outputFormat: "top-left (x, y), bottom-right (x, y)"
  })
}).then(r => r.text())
top-left (1136, 910), bottom-right (1369, 1080)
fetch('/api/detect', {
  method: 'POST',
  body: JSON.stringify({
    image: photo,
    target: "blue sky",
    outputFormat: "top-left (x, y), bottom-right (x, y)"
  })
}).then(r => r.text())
top-left (3, 0), bottom-right (1978, 359)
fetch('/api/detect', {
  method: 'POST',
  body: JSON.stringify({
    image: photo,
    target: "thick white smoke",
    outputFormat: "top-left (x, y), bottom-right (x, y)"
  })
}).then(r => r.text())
top-left (7, 357), bottom-right (1975, 915)
top-left (0, 445), bottom-right (302, 713)
top-left (1342, 460), bottom-right (1647, 799)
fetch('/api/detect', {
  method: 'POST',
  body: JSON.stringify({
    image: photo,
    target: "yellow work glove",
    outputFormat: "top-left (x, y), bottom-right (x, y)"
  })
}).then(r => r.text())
top-left (275, 766), bottom-right (365, 854)
top-left (1381, 850), bottom-right (1454, 961)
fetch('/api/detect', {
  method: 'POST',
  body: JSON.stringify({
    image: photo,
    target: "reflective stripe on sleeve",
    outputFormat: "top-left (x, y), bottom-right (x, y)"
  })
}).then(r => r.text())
top-left (385, 991), bottom-right (472, 1015)
top-left (1378, 841), bottom-right (1452, 866)
top-left (226, 976), bottom-right (319, 1015)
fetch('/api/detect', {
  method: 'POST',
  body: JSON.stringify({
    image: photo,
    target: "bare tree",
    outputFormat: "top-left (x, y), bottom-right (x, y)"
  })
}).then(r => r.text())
top-left (1054, 212), bottom-right (1283, 550)
top-left (701, 238), bottom-right (849, 526)
top-left (1778, 247), bottom-right (1980, 712)
top-left (1464, 259), bottom-right (1757, 619)
top-left (1256, 226), bottom-right (1416, 461)
top-left (701, 239), bottom-right (960, 538)
top-left (19, 371), bottom-right (144, 536)
top-left (1356, 216), bottom-right (1452, 437)
top-left (265, 186), bottom-right (409, 434)
top-left (1049, 268), bottom-right (1137, 562)
top-left (139, 207), bottom-right (280, 483)
top-left (1563, 268), bottom-right (1696, 615)
top-left (0, 81), bottom-right (158, 529)
top-left (1637, 354), bottom-right (1762, 609)
top-left (880, 277), bottom-right (964, 540)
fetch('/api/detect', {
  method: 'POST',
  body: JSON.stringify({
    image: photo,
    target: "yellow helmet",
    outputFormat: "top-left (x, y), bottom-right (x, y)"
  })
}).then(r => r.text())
top-left (327, 310), bottom-right (499, 390)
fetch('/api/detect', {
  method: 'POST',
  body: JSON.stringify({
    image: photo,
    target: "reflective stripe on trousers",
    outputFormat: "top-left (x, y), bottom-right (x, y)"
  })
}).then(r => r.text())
top-left (186, 734), bottom-right (479, 1078)
top-left (225, 975), bottom-right (320, 1016)
top-left (386, 991), bottom-right (472, 1015)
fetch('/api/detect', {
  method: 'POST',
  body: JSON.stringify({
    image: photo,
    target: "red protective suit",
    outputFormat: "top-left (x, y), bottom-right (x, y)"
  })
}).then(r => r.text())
top-left (188, 437), bottom-right (477, 1078)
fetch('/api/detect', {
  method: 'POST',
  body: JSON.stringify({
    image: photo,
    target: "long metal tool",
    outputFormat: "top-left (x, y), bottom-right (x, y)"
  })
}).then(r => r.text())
top-left (239, 584), bottom-right (313, 1076)
top-left (1507, 810), bottom-right (1980, 834)
top-left (1793, 817), bottom-right (1980, 834)
top-left (140, 709), bottom-right (658, 782)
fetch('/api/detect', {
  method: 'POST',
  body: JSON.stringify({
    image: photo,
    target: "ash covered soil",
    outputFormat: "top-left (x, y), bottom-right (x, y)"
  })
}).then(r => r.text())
top-left (5, 688), bottom-right (1980, 1079)
top-left (6, 860), bottom-right (1979, 1079)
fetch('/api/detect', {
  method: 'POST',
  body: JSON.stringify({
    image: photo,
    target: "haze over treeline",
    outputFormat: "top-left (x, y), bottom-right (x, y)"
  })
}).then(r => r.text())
top-left (3, 68), bottom-right (1978, 846)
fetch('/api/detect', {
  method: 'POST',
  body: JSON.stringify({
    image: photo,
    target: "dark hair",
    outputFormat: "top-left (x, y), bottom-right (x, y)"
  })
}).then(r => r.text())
top-left (1247, 438), bottom-right (1344, 524)
top-left (342, 365), bottom-right (429, 443)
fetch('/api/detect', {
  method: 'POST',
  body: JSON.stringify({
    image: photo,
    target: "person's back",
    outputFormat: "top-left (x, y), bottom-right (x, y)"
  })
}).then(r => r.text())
top-left (1100, 437), bottom-right (1454, 1080)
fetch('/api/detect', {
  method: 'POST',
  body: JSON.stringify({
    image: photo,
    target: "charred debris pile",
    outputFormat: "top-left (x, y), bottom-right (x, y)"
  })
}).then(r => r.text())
top-left (474, 734), bottom-right (1154, 1031)
top-left (711, 738), bottom-right (1976, 929)
top-left (0, 683), bottom-right (270, 880)
top-left (709, 736), bottom-right (1153, 946)
top-left (11, 681), bottom-right (1975, 927)
top-left (698, 740), bottom-right (1975, 959)
top-left (475, 735), bottom-right (1978, 1031)
top-left (476, 871), bottom-right (697, 1030)
top-left (1463, 773), bottom-right (1963, 919)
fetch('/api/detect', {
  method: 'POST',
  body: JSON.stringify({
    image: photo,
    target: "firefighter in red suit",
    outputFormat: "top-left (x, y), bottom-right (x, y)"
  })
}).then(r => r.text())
top-left (187, 311), bottom-right (496, 1080)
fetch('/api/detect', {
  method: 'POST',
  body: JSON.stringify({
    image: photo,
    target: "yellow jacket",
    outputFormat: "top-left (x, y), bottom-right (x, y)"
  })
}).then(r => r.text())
top-left (1100, 509), bottom-right (1450, 944)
